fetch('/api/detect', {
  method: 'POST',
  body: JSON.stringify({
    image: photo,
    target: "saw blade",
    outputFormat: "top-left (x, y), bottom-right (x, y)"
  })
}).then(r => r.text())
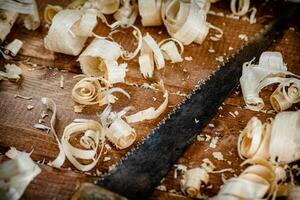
top-left (97, 3), bottom-right (300, 200)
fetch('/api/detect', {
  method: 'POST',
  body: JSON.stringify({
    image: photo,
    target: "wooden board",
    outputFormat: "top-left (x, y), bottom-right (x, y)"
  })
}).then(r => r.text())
top-left (0, 1), bottom-right (299, 199)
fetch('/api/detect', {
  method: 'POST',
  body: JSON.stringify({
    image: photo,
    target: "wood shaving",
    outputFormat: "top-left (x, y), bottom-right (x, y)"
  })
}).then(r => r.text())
top-left (208, 123), bottom-right (215, 128)
top-left (238, 34), bottom-right (249, 41)
top-left (197, 135), bottom-right (206, 142)
top-left (0, 10), bottom-right (18, 43)
top-left (228, 111), bottom-right (236, 118)
top-left (126, 81), bottom-right (168, 123)
top-left (215, 56), bottom-right (224, 62)
top-left (44, 4), bottom-right (63, 25)
top-left (0, 64), bottom-right (22, 80)
top-left (161, 0), bottom-right (210, 45)
top-left (113, 0), bottom-right (138, 27)
top-left (214, 159), bottom-right (276, 199)
top-left (4, 39), bottom-right (23, 56)
top-left (0, 0), bottom-right (40, 31)
top-left (174, 164), bottom-right (187, 179)
top-left (139, 33), bottom-right (165, 78)
top-left (159, 38), bottom-right (184, 63)
top-left (78, 38), bottom-right (126, 83)
top-left (208, 47), bottom-right (215, 53)
top-left (184, 56), bottom-right (193, 61)
top-left (181, 168), bottom-right (209, 197)
top-left (33, 124), bottom-right (51, 133)
top-left (44, 9), bottom-right (97, 55)
top-left (209, 136), bottom-right (219, 148)
top-left (138, 0), bottom-right (162, 26)
top-left (230, 0), bottom-right (250, 16)
top-left (60, 75), bottom-right (64, 88)
top-left (240, 51), bottom-right (299, 112)
top-left (27, 105), bottom-right (34, 110)
top-left (14, 94), bottom-right (32, 100)
top-left (1, 147), bottom-right (41, 200)
top-left (156, 185), bottom-right (167, 191)
top-left (72, 76), bottom-right (129, 112)
top-left (212, 152), bottom-right (224, 161)
top-left (40, 111), bottom-right (48, 119)
top-left (38, 119), bottom-right (45, 124)
top-left (100, 105), bottom-right (136, 149)
top-left (201, 158), bottom-right (216, 173)
top-left (269, 111), bottom-right (300, 164)
top-left (210, 168), bottom-right (235, 174)
top-left (103, 157), bottom-right (111, 162)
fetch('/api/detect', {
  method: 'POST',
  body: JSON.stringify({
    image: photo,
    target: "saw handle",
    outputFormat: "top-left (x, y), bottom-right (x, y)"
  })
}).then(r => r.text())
top-left (71, 183), bottom-right (127, 200)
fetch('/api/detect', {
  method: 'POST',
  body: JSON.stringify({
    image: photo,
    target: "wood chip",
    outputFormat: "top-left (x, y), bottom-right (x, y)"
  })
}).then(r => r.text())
top-left (156, 185), bottom-right (167, 191)
top-left (184, 56), bottom-right (193, 61)
top-left (215, 56), bottom-right (224, 62)
top-left (212, 152), bottom-right (224, 161)
top-left (33, 124), bottom-right (51, 133)
top-left (238, 34), bottom-right (248, 41)
top-left (209, 136), bottom-right (218, 148)
top-left (60, 75), bottom-right (64, 88)
top-left (27, 105), bottom-right (34, 110)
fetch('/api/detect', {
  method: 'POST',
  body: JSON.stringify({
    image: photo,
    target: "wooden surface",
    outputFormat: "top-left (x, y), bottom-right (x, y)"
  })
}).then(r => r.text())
top-left (0, 1), bottom-right (300, 199)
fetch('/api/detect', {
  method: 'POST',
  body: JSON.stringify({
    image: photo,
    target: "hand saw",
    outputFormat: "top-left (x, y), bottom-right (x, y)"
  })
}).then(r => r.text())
top-left (71, 3), bottom-right (300, 200)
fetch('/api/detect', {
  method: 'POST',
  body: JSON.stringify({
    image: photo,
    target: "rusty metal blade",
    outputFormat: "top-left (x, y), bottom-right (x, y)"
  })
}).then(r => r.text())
top-left (97, 3), bottom-right (300, 200)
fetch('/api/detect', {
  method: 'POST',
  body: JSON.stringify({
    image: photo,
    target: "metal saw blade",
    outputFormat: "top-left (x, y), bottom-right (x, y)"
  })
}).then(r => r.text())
top-left (97, 3), bottom-right (300, 200)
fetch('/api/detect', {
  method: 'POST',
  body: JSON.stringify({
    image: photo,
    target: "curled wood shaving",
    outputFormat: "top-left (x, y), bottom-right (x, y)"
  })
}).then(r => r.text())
top-left (44, 4), bottom-right (63, 25)
top-left (139, 33), bottom-right (165, 78)
top-left (113, 0), bottom-right (138, 27)
top-left (161, 0), bottom-right (210, 45)
top-left (125, 81), bottom-right (168, 123)
top-left (0, 0), bottom-right (40, 30)
top-left (180, 168), bottom-right (209, 197)
top-left (270, 78), bottom-right (300, 112)
top-left (238, 117), bottom-right (271, 160)
top-left (138, 0), bottom-right (162, 26)
top-left (0, 64), bottom-right (22, 80)
top-left (78, 38), bottom-right (127, 83)
top-left (0, 148), bottom-right (41, 200)
top-left (240, 51), bottom-right (299, 112)
top-left (0, 10), bottom-right (18, 43)
top-left (159, 38), bottom-right (184, 63)
top-left (269, 111), bottom-right (300, 164)
top-left (115, 25), bottom-right (143, 60)
top-left (88, 0), bottom-right (120, 14)
top-left (239, 111), bottom-right (300, 165)
top-left (44, 9), bottom-right (97, 55)
top-left (4, 39), bottom-right (23, 57)
top-left (61, 120), bottom-right (105, 171)
top-left (208, 23), bottom-right (223, 41)
top-left (230, 0), bottom-right (250, 16)
top-left (100, 105), bottom-right (136, 149)
top-left (72, 76), bottom-right (129, 111)
top-left (41, 97), bottom-right (65, 168)
top-left (214, 158), bottom-right (276, 199)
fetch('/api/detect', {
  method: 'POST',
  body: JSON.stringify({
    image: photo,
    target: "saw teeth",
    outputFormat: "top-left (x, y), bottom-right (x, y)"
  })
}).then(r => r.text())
top-left (99, 25), bottom-right (269, 181)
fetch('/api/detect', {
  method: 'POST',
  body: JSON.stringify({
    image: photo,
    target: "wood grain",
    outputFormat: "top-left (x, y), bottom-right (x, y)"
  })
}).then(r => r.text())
top-left (0, 0), bottom-right (299, 199)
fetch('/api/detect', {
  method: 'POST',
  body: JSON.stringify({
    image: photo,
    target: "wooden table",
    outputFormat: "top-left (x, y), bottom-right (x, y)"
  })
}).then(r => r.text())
top-left (0, 1), bottom-right (299, 199)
